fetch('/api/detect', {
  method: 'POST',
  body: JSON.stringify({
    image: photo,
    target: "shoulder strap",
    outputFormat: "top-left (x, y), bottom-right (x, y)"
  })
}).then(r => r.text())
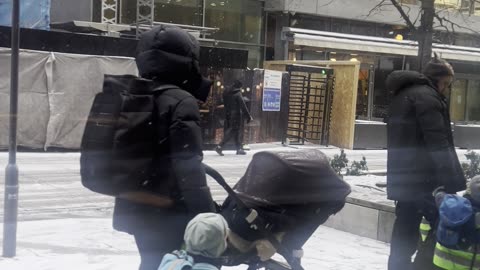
top-left (153, 84), bottom-right (181, 94)
top-left (160, 251), bottom-right (194, 270)
top-left (191, 263), bottom-right (219, 270)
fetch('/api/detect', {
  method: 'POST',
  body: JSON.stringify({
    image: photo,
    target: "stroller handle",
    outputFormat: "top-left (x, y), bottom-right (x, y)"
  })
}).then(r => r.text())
top-left (203, 163), bottom-right (304, 270)
top-left (203, 163), bottom-right (249, 210)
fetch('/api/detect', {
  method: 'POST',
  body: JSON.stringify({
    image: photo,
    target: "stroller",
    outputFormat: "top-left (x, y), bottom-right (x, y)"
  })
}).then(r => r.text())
top-left (204, 149), bottom-right (351, 270)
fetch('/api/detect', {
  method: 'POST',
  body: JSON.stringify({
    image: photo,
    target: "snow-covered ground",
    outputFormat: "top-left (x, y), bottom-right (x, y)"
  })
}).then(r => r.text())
top-left (0, 218), bottom-right (389, 270)
top-left (344, 175), bottom-right (391, 206)
top-left (0, 143), bottom-right (475, 269)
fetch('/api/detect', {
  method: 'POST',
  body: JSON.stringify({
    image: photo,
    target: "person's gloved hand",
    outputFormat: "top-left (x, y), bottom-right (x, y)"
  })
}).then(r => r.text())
top-left (255, 240), bottom-right (277, 262)
top-left (433, 186), bottom-right (447, 207)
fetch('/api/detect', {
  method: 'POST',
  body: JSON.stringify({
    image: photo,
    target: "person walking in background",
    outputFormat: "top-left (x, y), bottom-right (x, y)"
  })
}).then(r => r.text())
top-left (112, 26), bottom-right (216, 270)
top-left (386, 54), bottom-right (466, 270)
top-left (215, 80), bottom-right (253, 156)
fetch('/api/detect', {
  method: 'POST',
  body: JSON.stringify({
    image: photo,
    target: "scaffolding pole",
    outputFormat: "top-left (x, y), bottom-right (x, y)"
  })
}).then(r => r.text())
top-left (136, 0), bottom-right (154, 38)
top-left (102, 0), bottom-right (118, 24)
top-left (3, 0), bottom-right (20, 258)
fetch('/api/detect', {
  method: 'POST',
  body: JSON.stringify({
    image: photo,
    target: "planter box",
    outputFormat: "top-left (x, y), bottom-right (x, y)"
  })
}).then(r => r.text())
top-left (454, 125), bottom-right (480, 149)
top-left (353, 120), bottom-right (387, 149)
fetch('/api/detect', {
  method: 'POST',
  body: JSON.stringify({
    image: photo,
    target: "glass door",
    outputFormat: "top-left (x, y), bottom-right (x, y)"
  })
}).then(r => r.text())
top-left (356, 64), bottom-right (375, 120)
top-left (450, 77), bottom-right (480, 123)
top-left (450, 79), bottom-right (467, 122)
top-left (466, 80), bottom-right (480, 122)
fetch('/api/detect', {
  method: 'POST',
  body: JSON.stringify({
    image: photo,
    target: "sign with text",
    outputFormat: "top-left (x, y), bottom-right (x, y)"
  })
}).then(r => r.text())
top-left (262, 70), bottom-right (283, 111)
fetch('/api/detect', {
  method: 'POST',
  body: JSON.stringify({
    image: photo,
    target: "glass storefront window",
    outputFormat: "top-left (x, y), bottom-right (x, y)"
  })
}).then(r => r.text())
top-left (450, 78), bottom-right (480, 123)
top-left (120, 0), bottom-right (203, 26)
top-left (153, 0), bottom-right (202, 26)
top-left (357, 69), bottom-right (370, 118)
top-left (215, 42), bottom-right (263, 69)
top-left (450, 79), bottom-right (467, 122)
top-left (205, 0), bottom-right (263, 44)
top-left (466, 80), bottom-right (480, 121)
top-left (373, 56), bottom-right (403, 119)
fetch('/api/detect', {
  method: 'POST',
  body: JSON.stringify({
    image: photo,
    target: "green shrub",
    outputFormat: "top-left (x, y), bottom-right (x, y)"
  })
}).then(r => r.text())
top-left (330, 150), bottom-right (369, 177)
top-left (347, 156), bottom-right (369, 176)
top-left (330, 149), bottom-right (348, 177)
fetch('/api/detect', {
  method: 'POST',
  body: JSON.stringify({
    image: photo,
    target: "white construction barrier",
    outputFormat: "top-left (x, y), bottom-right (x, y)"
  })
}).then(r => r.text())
top-left (0, 48), bottom-right (138, 149)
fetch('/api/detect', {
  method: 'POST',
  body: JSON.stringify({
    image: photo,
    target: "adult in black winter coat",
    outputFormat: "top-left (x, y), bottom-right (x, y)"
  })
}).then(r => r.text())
top-left (112, 26), bottom-right (216, 270)
top-left (386, 56), bottom-right (466, 270)
top-left (215, 80), bottom-right (253, 155)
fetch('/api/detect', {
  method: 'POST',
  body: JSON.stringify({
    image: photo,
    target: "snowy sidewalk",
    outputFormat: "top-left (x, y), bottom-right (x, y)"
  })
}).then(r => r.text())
top-left (0, 218), bottom-right (390, 270)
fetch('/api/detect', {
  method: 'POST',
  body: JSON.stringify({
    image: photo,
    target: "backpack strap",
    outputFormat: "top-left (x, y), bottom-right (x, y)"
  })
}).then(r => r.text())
top-left (153, 84), bottom-right (181, 95)
top-left (159, 251), bottom-right (194, 270)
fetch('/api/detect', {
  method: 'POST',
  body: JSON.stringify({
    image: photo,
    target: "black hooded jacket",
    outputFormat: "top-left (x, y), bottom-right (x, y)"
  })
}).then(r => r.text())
top-left (223, 87), bottom-right (252, 129)
top-left (386, 71), bottom-right (466, 201)
top-left (113, 26), bottom-right (215, 234)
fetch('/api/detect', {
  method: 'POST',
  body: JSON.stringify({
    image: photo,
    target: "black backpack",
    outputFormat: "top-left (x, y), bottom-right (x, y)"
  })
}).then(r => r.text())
top-left (80, 74), bottom-right (177, 196)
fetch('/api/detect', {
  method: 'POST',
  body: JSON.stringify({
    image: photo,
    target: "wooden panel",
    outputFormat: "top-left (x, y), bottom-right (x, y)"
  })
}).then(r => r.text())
top-left (329, 65), bottom-right (359, 149)
top-left (264, 61), bottom-right (359, 149)
top-left (451, 79), bottom-right (467, 122)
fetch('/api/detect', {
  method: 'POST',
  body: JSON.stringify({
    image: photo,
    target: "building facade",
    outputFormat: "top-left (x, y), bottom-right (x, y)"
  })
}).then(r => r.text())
top-left (89, 0), bottom-right (265, 69)
top-left (44, 0), bottom-right (480, 147)
top-left (265, 0), bottom-right (480, 124)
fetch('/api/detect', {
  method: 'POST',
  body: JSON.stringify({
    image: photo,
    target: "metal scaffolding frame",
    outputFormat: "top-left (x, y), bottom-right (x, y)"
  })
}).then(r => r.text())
top-left (101, 0), bottom-right (118, 24)
top-left (98, 0), bottom-right (218, 39)
top-left (136, 0), bottom-right (155, 37)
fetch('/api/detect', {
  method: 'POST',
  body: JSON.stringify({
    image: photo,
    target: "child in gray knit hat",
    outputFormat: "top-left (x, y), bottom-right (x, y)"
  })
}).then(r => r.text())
top-left (158, 213), bottom-right (229, 270)
top-left (184, 213), bottom-right (229, 259)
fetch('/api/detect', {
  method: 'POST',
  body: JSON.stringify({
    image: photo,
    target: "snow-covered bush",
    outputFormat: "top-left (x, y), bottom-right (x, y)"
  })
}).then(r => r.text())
top-left (462, 151), bottom-right (480, 180)
top-left (330, 150), bottom-right (369, 177)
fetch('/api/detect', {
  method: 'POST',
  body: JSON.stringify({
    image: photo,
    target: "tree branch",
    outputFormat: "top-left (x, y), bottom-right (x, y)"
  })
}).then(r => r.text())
top-left (433, 13), bottom-right (454, 44)
top-left (412, 7), bottom-right (422, 25)
top-left (435, 12), bottom-right (480, 35)
top-left (365, 0), bottom-right (390, 18)
top-left (318, 0), bottom-right (336, 8)
top-left (389, 0), bottom-right (417, 31)
top-left (434, 13), bottom-right (450, 33)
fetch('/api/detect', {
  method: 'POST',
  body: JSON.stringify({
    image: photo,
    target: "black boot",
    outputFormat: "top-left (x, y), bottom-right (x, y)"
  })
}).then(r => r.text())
top-left (215, 146), bottom-right (224, 156)
top-left (236, 149), bottom-right (247, 155)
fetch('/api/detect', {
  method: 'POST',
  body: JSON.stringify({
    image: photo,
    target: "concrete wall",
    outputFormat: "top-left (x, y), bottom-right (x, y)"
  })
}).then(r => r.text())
top-left (50, 0), bottom-right (92, 23)
top-left (354, 121), bottom-right (387, 149)
top-left (266, 0), bottom-right (480, 35)
top-left (324, 197), bottom-right (396, 243)
top-left (454, 125), bottom-right (480, 149)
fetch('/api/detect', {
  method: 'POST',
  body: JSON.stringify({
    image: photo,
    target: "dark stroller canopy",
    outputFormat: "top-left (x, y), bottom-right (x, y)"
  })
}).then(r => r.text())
top-left (234, 149), bottom-right (352, 206)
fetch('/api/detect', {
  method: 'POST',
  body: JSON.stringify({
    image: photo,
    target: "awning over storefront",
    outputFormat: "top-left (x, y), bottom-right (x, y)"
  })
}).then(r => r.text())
top-left (285, 27), bottom-right (480, 62)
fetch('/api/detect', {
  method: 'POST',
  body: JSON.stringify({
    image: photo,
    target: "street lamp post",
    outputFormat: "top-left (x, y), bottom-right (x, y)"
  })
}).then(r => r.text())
top-left (3, 0), bottom-right (20, 258)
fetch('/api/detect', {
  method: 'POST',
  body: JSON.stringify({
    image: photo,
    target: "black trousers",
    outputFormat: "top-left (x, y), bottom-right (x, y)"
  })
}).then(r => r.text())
top-left (220, 118), bottom-right (244, 150)
top-left (131, 208), bottom-right (190, 270)
top-left (388, 196), bottom-right (439, 270)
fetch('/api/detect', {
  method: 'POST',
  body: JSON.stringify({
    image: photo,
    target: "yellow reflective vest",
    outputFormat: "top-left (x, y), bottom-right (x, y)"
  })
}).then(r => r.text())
top-left (420, 218), bottom-right (480, 269)
top-left (433, 243), bottom-right (480, 270)
top-left (420, 217), bottom-right (432, 242)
